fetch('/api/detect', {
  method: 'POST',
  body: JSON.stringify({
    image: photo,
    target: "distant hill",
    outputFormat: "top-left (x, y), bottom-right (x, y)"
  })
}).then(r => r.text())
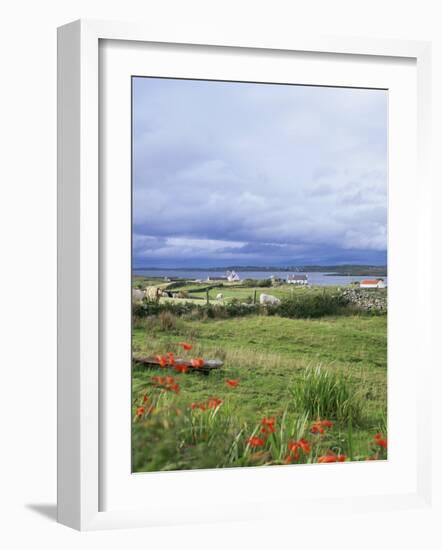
top-left (133, 264), bottom-right (387, 276)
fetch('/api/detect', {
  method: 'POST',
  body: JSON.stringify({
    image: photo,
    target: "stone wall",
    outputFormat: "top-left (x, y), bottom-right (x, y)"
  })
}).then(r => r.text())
top-left (340, 288), bottom-right (387, 313)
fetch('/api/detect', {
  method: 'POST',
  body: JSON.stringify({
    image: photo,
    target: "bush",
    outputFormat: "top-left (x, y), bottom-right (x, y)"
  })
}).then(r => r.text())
top-left (132, 299), bottom-right (259, 320)
top-left (277, 291), bottom-right (349, 319)
top-left (290, 366), bottom-right (363, 424)
top-left (132, 290), bottom-right (353, 322)
top-left (242, 278), bottom-right (272, 288)
top-left (158, 311), bottom-right (178, 331)
top-left (132, 299), bottom-right (195, 318)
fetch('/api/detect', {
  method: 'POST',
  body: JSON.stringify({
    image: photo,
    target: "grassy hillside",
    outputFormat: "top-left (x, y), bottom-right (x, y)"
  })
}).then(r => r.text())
top-left (132, 312), bottom-right (387, 472)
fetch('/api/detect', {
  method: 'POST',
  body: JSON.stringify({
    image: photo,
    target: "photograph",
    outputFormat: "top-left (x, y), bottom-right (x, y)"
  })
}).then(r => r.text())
top-left (131, 76), bottom-right (388, 472)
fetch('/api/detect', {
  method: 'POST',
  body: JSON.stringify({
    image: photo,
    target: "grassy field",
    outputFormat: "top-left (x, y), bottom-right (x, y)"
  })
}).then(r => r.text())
top-left (132, 275), bottom-right (359, 305)
top-left (132, 283), bottom-right (387, 471)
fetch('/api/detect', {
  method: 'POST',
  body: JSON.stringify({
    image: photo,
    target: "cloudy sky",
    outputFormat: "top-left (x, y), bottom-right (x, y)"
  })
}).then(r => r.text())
top-left (132, 77), bottom-right (387, 268)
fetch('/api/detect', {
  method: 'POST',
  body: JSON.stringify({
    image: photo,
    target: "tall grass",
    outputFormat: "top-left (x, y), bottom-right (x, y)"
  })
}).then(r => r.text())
top-left (264, 410), bottom-right (311, 463)
top-left (290, 366), bottom-right (364, 424)
top-left (132, 395), bottom-right (248, 471)
top-left (158, 311), bottom-right (178, 331)
top-left (132, 375), bottom-right (383, 471)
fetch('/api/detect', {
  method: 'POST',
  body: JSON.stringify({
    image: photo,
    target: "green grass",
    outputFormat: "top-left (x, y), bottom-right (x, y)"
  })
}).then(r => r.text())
top-left (134, 314), bottom-right (387, 368)
top-left (290, 365), bottom-right (364, 424)
top-left (132, 313), bottom-right (387, 471)
top-left (133, 276), bottom-right (355, 306)
top-left (179, 282), bottom-right (346, 304)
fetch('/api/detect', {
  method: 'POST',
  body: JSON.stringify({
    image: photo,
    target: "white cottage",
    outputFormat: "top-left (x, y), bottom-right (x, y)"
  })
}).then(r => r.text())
top-left (226, 270), bottom-right (241, 282)
top-left (359, 279), bottom-right (386, 289)
top-left (287, 274), bottom-right (308, 285)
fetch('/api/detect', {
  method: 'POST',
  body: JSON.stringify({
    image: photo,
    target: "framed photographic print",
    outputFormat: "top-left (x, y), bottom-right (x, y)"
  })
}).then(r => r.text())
top-left (57, 20), bottom-right (432, 530)
top-left (130, 76), bottom-right (389, 473)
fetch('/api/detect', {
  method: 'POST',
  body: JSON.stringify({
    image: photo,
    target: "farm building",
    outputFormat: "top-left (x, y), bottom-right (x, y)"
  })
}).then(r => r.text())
top-left (287, 274), bottom-right (308, 285)
top-left (359, 279), bottom-right (386, 289)
top-left (226, 270), bottom-right (241, 282)
top-left (206, 270), bottom-right (241, 282)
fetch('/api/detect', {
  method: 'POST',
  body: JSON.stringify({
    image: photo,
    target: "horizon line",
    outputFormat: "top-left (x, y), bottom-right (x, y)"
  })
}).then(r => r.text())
top-left (132, 264), bottom-right (388, 270)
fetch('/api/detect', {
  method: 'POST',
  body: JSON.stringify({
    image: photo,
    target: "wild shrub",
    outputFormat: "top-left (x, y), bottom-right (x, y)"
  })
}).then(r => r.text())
top-left (133, 300), bottom-right (195, 318)
top-left (132, 292), bottom-right (351, 321)
top-left (158, 311), bottom-right (178, 331)
top-left (290, 366), bottom-right (364, 424)
top-left (225, 302), bottom-right (259, 317)
top-left (242, 278), bottom-right (272, 288)
top-left (133, 300), bottom-right (259, 320)
top-left (277, 291), bottom-right (349, 319)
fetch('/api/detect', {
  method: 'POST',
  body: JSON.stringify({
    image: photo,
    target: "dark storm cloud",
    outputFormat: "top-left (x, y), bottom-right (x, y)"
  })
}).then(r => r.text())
top-left (132, 77), bottom-right (387, 266)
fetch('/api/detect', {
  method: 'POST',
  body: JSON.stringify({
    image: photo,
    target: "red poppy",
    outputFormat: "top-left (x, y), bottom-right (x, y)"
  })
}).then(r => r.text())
top-left (288, 438), bottom-right (311, 460)
top-left (225, 379), bottom-right (240, 388)
top-left (317, 455), bottom-right (337, 463)
top-left (166, 352), bottom-right (175, 366)
top-left (287, 445), bottom-right (300, 460)
top-left (135, 406), bottom-right (145, 417)
top-left (298, 438), bottom-right (311, 454)
top-left (179, 342), bottom-right (193, 351)
top-left (311, 419), bottom-right (334, 434)
top-left (174, 363), bottom-right (189, 374)
top-left (171, 383), bottom-right (181, 394)
top-left (248, 436), bottom-right (265, 447)
top-left (191, 358), bottom-right (205, 368)
top-left (156, 355), bottom-right (168, 368)
top-left (321, 420), bottom-right (334, 428)
top-left (260, 417), bottom-right (276, 434)
top-left (142, 394), bottom-right (149, 403)
top-left (166, 376), bottom-right (175, 385)
top-left (317, 452), bottom-right (346, 463)
top-left (261, 417), bottom-right (276, 427)
top-left (152, 376), bottom-right (165, 385)
top-left (374, 433), bottom-right (388, 449)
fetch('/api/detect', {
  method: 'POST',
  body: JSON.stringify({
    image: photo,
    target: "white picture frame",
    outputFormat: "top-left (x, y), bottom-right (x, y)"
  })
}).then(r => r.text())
top-left (57, 19), bottom-right (433, 531)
